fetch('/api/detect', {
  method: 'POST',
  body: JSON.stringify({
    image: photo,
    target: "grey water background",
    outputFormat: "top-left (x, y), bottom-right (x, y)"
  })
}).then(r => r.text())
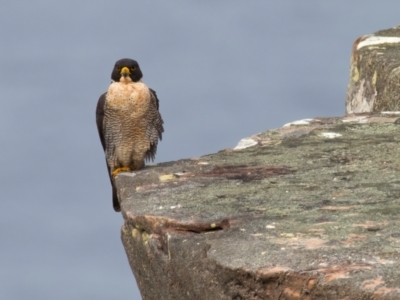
top-left (1, 1), bottom-right (399, 299)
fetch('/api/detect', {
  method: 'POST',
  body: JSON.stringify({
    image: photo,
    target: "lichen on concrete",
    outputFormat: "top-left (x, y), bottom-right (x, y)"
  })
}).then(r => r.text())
top-left (117, 114), bottom-right (400, 299)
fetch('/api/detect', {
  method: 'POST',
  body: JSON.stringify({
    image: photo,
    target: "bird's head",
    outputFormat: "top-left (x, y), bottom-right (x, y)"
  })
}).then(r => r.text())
top-left (111, 58), bottom-right (143, 83)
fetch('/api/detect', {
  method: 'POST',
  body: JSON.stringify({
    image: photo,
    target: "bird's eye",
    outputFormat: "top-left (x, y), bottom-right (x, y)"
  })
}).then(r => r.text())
top-left (131, 67), bottom-right (136, 71)
top-left (116, 67), bottom-right (121, 71)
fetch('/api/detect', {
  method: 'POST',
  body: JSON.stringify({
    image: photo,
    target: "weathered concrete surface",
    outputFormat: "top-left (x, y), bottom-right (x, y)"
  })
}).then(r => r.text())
top-left (118, 114), bottom-right (400, 300)
top-left (346, 25), bottom-right (400, 114)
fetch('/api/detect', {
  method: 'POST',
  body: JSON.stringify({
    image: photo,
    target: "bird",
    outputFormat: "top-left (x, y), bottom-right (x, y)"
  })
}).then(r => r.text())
top-left (96, 58), bottom-right (164, 212)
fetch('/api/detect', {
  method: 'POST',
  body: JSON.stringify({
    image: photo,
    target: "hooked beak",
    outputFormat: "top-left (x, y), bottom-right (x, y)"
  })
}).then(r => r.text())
top-left (120, 66), bottom-right (130, 78)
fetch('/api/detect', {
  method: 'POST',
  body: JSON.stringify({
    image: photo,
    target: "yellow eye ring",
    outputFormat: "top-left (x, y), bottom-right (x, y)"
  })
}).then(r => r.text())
top-left (116, 67), bottom-right (121, 71)
top-left (131, 67), bottom-right (136, 71)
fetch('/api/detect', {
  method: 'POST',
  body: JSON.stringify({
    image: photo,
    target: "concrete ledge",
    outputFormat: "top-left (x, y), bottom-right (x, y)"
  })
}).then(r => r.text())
top-left (347, 25), bottom-right (400, 114)
top-left (118, 114), bottom-right (400, 300)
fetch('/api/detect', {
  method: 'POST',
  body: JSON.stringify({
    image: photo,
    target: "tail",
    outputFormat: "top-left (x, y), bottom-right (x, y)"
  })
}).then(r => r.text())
top-left (112, 184), bottom-right (120, 212)
top-left (107, 164), bottom-right (121, 212)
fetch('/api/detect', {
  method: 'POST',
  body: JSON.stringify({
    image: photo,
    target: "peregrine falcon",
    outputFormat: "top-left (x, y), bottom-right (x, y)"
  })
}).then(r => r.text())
top-left (96, 58), bottom-right (164, 212)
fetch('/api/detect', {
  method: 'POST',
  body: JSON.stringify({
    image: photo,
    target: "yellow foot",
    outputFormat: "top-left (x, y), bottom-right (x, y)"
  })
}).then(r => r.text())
top-left (112, 167), bottom-right (131, 177)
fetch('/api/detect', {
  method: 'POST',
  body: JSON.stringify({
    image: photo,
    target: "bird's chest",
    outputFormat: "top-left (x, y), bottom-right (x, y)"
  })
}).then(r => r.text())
top-left (105, 82), bottom-right (150, 117)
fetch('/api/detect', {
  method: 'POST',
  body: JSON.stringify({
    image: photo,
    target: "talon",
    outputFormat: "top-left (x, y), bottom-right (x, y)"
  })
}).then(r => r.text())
top-left (112, 167), bottom-right (131, 177)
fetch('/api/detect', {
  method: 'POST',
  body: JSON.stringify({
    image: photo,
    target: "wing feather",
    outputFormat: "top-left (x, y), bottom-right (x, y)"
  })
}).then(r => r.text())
top-left (145, 88), bottom-right (164, 162)
top-left (96, 92), bottom-right (120, 211)
top-left (96, 93), bottom-right (107, 151)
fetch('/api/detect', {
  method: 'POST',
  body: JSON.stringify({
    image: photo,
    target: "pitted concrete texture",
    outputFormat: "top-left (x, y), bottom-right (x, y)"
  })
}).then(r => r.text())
top-left (118, 114), bottom-right (400, 300)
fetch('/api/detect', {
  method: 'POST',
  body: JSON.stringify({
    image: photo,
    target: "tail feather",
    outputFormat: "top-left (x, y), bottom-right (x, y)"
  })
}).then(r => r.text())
top-left (112, 184), bottom-right (120, 212)
top-left (106, 163), bottom-right (121, 212)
